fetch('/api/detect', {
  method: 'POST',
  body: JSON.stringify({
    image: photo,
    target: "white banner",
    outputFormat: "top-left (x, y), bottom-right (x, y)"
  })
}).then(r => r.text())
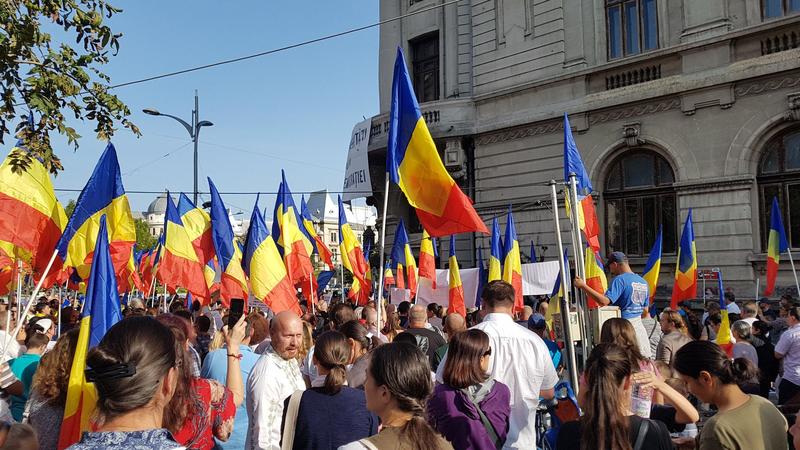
top-left (342, 119), bottom-right (373, 201)
top-left (416, 268), bottom-right (480, 309)
top-left (521, 261), bottom-right (561, 296)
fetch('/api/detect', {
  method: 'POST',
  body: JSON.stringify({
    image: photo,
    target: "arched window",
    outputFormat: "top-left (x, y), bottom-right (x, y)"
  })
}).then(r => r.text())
top-left (605, 150), bottom-right (677, 257)
top-left (758, 127), bottom-right (800, 249)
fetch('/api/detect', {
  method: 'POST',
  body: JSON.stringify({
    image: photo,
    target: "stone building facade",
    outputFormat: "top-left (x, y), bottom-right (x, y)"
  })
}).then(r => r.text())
top-left (366, 0), bottom-right (800, 300)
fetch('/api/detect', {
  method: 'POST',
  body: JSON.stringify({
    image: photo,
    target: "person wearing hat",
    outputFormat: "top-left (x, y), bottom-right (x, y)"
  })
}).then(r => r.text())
top-left (574, 251), bottom-right (652, 358)
top-left (528, 314), bottom-right (561, 372)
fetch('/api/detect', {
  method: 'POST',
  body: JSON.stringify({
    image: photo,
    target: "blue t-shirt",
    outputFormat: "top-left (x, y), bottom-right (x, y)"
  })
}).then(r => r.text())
top-left (200, 344), bottom-right (260, 450)
top-left (543, 339), bottom-right (562, 370)
top-left (605, 272), bottom-right (649, 319)
top-left (9, 353), bottom-right (40, 421)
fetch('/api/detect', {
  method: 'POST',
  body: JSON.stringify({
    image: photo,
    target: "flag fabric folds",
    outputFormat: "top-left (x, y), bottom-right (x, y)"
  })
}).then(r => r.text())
top-left (448, 235), bottom-right (466, 317)
top-left (765, 197), bottom-right (790, 296)
top-left (272, 171), bottom-right (314, 285)
top-left (55, 143), bottom-right (136, 283)
top-left (716, 270), bottom-right (733, 356)
top-left (316, 271), bottom-right (335, 296)
top-left (488, 217), bottom-right (503, 282)
top-left (383, 262), bottom-right (395, 287)
top-left (300, 195), bottom-right (334, 268)
top-left (530, 241), bottom-right (537, 263)
top-left (160, 193), bottom-right (210, 303)
top-left (208, 178), bottom-right (249, 305)
top-left (641, 226), bottom-right (663, 303)
top-left (584, 245), bottom-right (607, 309)
top-left (418, 230), bottom-right (437, 289)
top-left (390, 219), bottom-right (417, 299)
top-left (563, 113), bottom-right (601, 253)
top-left (671, 210), bottom-right (697, 308)
top-left (0, 139), bottom-right (67, 282)
top-left (243, 197), bottom-right (301, 315)
top-left (58, 215), bottom-right (122, 449)
top-left (386, 47), bottom-right (488, 237)
top-left (502, 208), bottom-right (524, 313)
top-left (337, 195), bottom-right (369, 291)
top-left (177, 193), bottom-right (215, 265)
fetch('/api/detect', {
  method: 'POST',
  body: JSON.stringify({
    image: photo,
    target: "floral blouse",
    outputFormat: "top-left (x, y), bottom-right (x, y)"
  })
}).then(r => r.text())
top-left (173, 377), bottom-right (236, 450)
top-left (66, 429), bottom-right (183, 450)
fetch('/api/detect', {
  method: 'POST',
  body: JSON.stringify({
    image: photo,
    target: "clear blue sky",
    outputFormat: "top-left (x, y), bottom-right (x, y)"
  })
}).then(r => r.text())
top-left (50, 1), bottom-right (379, 216)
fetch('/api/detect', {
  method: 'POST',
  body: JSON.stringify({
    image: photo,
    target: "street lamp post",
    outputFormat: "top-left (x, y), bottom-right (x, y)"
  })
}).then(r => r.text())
top-left (143, 90), bottom-right (214, 205)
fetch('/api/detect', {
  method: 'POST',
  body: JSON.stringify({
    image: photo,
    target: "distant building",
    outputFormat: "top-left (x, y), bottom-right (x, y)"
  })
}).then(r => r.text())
top-left (142, 193), bottom-right (245, 238)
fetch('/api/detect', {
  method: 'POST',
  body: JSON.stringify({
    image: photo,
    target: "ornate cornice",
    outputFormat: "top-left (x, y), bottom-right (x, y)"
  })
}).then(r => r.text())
top-left (735, 74), bottom-right (800, 97)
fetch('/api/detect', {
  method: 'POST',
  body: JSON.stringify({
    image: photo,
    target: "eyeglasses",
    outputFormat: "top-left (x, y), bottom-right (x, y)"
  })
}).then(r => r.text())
top-left (483, 347), bottom-right (492, 357)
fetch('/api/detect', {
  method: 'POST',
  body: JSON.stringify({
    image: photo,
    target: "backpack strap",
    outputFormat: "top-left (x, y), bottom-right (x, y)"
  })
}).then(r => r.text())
top-left (633, 418), bottom-right (650, 450)
top-left (464, 390), bottom-right (503, 449)
top-left (357, 438), bottom-right (380, 450)
top-left (280, 390), bottom-right (304, 450)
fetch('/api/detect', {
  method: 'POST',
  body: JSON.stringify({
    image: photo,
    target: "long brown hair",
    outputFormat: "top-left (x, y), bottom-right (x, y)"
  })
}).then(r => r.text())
top-left (368, 343), bottom-right (442, 449)
top-left (30, 328), bottom-right (79, 406)
top-left (313, 331), bottom-right (350, 394)
top-left (600, 318), bottom-right (645, 363)
top-left (156, 313), bottom-right (196, 433)
top-left (86, 317), bottom-right (177, 424)
top-left (580, 343), bottom-right (634, 450)
top-left (442, 329), bottom-right (489, 389)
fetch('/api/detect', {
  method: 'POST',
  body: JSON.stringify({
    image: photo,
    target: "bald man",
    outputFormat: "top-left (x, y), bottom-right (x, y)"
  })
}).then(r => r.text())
top-left (246, 311), bottom-right (305, 450)
top-left (433, 313), bottom-right (467, 368)
top-left (362, 306), bottom-right (389, 343)
top-left (397, 304), bottom-right (447, 370)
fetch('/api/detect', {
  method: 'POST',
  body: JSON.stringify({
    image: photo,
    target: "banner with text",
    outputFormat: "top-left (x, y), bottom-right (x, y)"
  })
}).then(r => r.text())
top-left (342, 119), bottom-right (373, 201)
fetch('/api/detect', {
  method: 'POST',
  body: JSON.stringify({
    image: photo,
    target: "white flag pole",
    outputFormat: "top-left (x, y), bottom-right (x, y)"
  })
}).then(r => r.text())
top-left (787, 249), bottom-right (800, 297)
top-left (550, 180), bottom-right (579, 393)
top-left (375, 177), bottom-right (391, 336)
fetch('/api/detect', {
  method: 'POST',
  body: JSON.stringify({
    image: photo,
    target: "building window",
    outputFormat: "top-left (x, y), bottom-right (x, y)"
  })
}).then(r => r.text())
top-left (763, 0), bottom-right (800, 18)
top-left (605, 150), bottom-right (677, 257)
top-left (331, 232), bottom-right (337, 244)
top-left (606, 0), bottom-right (658, 59)
top-left (410, 32), bottom-right (440, 103)
top-left (759, 127), bottom-right (800, 249)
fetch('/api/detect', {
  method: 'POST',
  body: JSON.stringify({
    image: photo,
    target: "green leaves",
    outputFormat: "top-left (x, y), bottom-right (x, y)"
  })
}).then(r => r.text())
top-left (0, 0), bottom-right (138, 174)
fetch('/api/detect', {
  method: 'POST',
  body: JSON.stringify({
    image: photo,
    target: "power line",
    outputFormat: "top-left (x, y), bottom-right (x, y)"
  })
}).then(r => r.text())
top-left (107, 0), bottom-right (463, 90)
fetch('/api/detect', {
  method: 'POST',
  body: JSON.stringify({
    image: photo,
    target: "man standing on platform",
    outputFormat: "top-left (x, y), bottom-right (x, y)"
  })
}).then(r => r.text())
top-left (574, 251), bottom-right (652, 358)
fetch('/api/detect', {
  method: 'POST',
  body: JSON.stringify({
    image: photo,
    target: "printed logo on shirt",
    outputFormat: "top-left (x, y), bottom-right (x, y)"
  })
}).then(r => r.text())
top-left (631, 282), bottom-right (648, 307)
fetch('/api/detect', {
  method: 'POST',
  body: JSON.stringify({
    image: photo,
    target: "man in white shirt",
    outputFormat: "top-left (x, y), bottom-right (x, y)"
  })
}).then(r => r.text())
top-left (740, 301), bottom-right (759, 326)
top-left (436, 280), bottom-right (558, 449)
top-left (775, 306), bottom-right (800, 404)
top-left (726, 291), bottom-right (741, 314)
top-left (246, 311), bottom-right (306, 450)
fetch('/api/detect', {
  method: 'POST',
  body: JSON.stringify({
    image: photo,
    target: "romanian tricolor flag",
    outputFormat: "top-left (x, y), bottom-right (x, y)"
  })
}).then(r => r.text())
top-left (160, 193), bottom-right (210, 302)
top-left (300, 195), bottom-right (334, 268)
top-left (177, 193), bottom-right (215, 265)
top-left (348, 241), bottom-right (372, 306)
top-left (765, 197), bottom-right (790, 296)
top-left (476, 246), bottom-right (486, 309)
top-left (0, 248), bottom-right (15, 296)
top-left (0, 138), bottom-right (67, 282)
top-left (641, 226), bottom-right (663, 303)
top-left (140, 236), bottom-right (163, 298)
top-left (395, 262), bottom-right (405, 289)
top-left (55, 143), bottom-right (136, 283)
top-left (273, 171), bottom-right (314, 285)
top-left (204, 259), bottom-right (217, 294)
top-left (383, 262), bottom-right (395, 287)
top-left (671, 210), bottom-right (697, 308)
top-left (530, 241), bottom-right (537, 263)
top-left (243, 198), bottom-right (301, 315)
top-left (448, 235), bottom-right (466, 317)
top-left (584, 245), bottom-right (607, 309)
top-left (391, 219), bottom-right (417, 299)
top-left (337, 195), bottom-right (369, 291)
top-left (58, 215), bottom-right (122, 449)
top-left (715, 270), bottom-right (733, 356)
top-left (502, 208), bottom-right (524, 314)
top-left (418, 230), bottom-right (437, 289)
top-left (563, 113), bottom-right (601, 253)
top-left (488, 217), bottom-right (503, 282)
top-left (208, 178), bottom-right (248, 306)
top-left (386, 47), bottom-right (488, 237)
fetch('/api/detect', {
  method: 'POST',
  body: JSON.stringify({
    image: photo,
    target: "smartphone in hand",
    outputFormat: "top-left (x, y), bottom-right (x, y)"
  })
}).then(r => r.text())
top-left (228, 298), bottom-right (245, 329)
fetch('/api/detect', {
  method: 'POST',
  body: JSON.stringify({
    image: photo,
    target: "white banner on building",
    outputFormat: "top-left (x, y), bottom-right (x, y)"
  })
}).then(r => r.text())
top-left (521, 261), bottom-right (560, 296)
top-left (342, 119), bottom-right (372, 201)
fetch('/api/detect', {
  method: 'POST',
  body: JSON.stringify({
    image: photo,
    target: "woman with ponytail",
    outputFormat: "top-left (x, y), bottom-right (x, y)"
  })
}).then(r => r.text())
top-left (674, 340), bottom-right (788, 450)
top-left (281, 331), bottom-right (378, 450)
top-left (340, 342), bottom-right (453, 450)
top-left (557, 343), bottom-right (672, 450)
top-left (340, 320), bottom-right (381, 389)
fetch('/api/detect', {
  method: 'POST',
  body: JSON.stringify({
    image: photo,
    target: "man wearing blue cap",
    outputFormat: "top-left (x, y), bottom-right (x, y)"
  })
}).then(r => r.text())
top-left (574, 251), bottom-right (652, 358)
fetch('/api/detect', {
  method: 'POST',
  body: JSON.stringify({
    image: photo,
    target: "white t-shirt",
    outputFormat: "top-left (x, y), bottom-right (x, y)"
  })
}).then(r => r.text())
top-left (436, 313), bottom-right (559, 450)
top-left (727, 302), bottom-right (741, 315)
top-left (776, 323), bottom-right (800, 386)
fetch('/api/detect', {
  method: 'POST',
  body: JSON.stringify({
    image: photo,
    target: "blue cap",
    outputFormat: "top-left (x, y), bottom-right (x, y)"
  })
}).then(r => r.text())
top-left (606, 251), bottom-right (627, 265)
top-left (528, 313), bottom-right (546, 329)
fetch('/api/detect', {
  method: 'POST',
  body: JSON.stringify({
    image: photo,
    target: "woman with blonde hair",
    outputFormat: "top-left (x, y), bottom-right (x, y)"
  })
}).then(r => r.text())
top-left (657, 310), bottom-right (693, 366)
top-left (599, 318), bottom-right (663, 406)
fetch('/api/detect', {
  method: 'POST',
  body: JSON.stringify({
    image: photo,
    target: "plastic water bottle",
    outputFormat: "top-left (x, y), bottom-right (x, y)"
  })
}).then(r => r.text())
top-left (630, 383), bottom-right (652, 418)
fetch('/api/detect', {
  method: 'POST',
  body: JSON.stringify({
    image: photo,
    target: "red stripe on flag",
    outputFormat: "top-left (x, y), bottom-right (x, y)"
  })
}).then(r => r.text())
top-left (415, 184), bottom-right (489, 238)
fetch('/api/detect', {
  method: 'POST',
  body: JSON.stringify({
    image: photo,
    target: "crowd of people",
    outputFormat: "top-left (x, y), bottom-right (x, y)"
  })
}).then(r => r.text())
top-left (2, 268), bottom-right (800, 449)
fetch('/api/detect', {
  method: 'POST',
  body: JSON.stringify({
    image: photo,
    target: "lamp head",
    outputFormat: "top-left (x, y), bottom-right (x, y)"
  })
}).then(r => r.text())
top-left (198, 120), bottom-right (214, 127)
top-left (142, 108), bottom-right (160, 116)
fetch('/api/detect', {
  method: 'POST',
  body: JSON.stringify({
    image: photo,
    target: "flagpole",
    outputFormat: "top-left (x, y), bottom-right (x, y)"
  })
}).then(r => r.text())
top-left (787, 249), bottom-right (800, 297)
top-left (568, 173), bottom-right (591, 364)
top-left (755, 278), bottom-right (760, 301)
top-left (15, 259), bottom-right (22, 325)
top-left (2, 249), bottom-right (59, 359)
top-left (57, 281), bottom-right (65, 338)
top-left (550, 180), bottom-right (579, 393)
top-left (375, 177), bottom-right (390, 335)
